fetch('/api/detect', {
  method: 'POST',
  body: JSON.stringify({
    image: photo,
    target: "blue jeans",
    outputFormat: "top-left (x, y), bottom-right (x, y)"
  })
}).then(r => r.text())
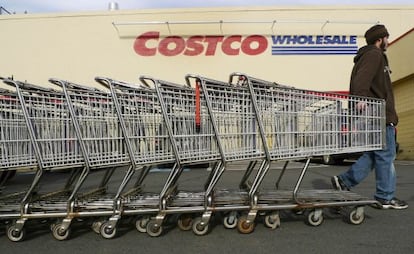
top-left (339, 126), bottom-right (396, 200)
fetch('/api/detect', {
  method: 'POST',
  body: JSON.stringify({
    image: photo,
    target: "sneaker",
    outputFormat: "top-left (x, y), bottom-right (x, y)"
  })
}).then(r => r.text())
top-left (331, 176), bottom-right (349, 191)
top-left (373, 197), bottom-right (408, 210)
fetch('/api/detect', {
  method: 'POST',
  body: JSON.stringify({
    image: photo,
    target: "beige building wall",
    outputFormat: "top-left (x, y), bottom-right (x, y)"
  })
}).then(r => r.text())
top-left (0, 5), bottom-right (413, 91)
top-left (388, 29), bottom-right (414, 160)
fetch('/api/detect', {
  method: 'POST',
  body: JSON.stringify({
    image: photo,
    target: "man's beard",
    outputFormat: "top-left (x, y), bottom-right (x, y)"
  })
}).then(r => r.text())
top-left (380, 40), bottom-right (387, 51)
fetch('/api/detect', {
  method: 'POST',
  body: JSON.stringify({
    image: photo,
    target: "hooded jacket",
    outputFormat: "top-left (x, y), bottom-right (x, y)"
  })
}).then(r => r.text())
top-left (349, 45), bottom-right (398, 125)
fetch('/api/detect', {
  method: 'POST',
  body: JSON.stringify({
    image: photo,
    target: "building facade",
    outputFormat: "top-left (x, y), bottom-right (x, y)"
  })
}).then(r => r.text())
top-left (1, 5), bottom-right (413, 159)
top-left (388, 29), bottom-right (414, 160)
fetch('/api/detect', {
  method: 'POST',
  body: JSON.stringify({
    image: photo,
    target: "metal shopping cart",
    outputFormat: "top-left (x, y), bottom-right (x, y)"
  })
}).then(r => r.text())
top-left (136, 76), bottom-right (224, 236)
top-left (0, 86), bottom-right (30, 190)
top-left (0, 72), bottom-right (387, 240)
top-left (0, 86), bottom-right (37, 189)
top-left (94, 77), bottom-right (179, 238)
top-left (44, 79), bottom-right (131, 240)
top-left (1, 79), bottom-right (86, 241)
top-left (183, 75), bottom-right (272, 235)
top-left (0, 85), bottom-right (38, 229)
top-left (1, 78), bottom-right (132, 241)
top-left (224, 73), bottom-right (384, 231)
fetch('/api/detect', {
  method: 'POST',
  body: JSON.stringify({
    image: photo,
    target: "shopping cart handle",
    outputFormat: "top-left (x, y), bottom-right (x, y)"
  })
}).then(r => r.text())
top-left (3, 79), bottom-right (55, 93)
top-left (228, 72), bottom-right (247, 84)
top-left (184, 74), bottom-right (201, 88)
top-left (96, 76), bottom-right (145, 91)
top-left (95, 77), bottom-right (111, 89)
top-left (21, 82), bottom-right (54, 92)
top-left (1, 78), bottom-right (14, 88)
top-left (139, 75), bottom-right (156, 88)
top-left (48, 78), bottom-right (64, 87)
top-left (141, 75), bottom-right (189, 90)
top-left (50, 78), bottom-right (101, 92)
top-left (0, 86), bottom-right (12, 94)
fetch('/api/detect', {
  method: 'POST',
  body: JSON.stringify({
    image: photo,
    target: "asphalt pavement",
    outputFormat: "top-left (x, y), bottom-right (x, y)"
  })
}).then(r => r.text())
top-left (0, 160), bottom-right (413, 254)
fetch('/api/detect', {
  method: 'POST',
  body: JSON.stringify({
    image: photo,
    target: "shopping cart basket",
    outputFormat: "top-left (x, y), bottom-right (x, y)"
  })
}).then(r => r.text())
top-left (0, 85), bottom-right (38, 225)
top-left (1, 79), bottom-right (87, 241)
top-left (223, 72), bottom-right (385, 231)
top-left (136, 76), bottom-right (224, 236)
top-left (94, 77), bottom-right (178, 238)
top-left (43, 78), bottom-right (131, 240)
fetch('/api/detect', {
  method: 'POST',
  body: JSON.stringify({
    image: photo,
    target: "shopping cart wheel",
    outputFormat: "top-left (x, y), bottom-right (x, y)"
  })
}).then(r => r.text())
top-left (305, 209), bottom-right (324, 227)
top-left (177, 214), bottom-right (193, 231)
top-left (100, 222), bottom-right (117, 239)
top-left (146, 220), bottom-right (163, 237)
top-left (223, 212), bottom-right (238, 229)
top-left (192, 217), bottom-right (209, 236)
top-left (343, 206), bottom-right (365, 225)
top-left (135, 216), bottom-right (150, 233)
top-left (6, 224), bottom-right (26, 242)
top-left (237, 215), bottom-right (255, 234)
top-left (264, 212), bottom-right (281, 230)
top-left (52, 223), bottom-right (70, 241)
top-left (91, 220), bottom-right (104, 234)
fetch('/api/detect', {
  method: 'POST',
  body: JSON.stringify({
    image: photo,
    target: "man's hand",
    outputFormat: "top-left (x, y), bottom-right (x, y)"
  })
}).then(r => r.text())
top-left (356, 101), bottom-right (367, 111)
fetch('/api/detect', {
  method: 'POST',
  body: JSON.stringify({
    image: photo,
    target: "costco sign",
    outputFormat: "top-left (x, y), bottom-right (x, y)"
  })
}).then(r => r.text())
top-left (134, 31), bottom-right (267, 56)
top-left (133, 31), bottom-right (357, 56)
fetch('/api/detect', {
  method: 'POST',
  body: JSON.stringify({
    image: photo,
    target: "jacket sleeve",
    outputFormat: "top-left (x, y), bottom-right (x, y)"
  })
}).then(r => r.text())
top-left (351, 50), bottom-right (382, 97)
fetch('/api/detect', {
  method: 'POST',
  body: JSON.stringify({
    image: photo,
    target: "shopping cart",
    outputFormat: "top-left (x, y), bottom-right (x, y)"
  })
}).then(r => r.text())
top-left (94, 77), bottom-right (178, 238)
top-left (0, 85), bottom-right (38, 228)
top-left (0, 86), bottom-right (37, 189)
top-left (45, 79), bottom-right (131, 240)
top-left (0, 72), bottom-right (387, 240)
top-left (182, 75), bottom-right (273, 235)
top-left (1, 79), bottom-right (87, 241)
top-left (136, 76), bottom-right (224, 236)
top-left (219, 72), bottom-right (384, 232)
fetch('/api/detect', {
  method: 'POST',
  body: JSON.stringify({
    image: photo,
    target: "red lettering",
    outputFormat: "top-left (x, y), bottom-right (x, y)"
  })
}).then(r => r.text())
top-left (133, 31), bottom-right (159, 56)
top-left (241, 35), bottom-right (268, 55)
top-left (133, 32), bottom-right (268, 56)
top-left (222, 35), bottom-right (241, 55)
top-left (184, 36), bottom-right (204, 56)
top-left (158, 36), bottom-right (185, 56)
top-left (203, 36), bottom-right (223, 56)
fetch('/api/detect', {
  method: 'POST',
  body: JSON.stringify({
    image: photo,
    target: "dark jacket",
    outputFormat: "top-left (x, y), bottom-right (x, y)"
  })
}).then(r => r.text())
top-left (349, 45), bottom-right (398, 125)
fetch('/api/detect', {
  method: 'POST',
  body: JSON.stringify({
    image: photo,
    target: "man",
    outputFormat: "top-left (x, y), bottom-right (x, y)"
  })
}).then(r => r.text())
top-left (331, 24), bottom-right (408, 209)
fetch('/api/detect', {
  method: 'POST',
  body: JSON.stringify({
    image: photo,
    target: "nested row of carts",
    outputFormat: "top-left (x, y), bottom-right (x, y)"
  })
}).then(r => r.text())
top-left (0, 73), bottom-right (385, 241)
